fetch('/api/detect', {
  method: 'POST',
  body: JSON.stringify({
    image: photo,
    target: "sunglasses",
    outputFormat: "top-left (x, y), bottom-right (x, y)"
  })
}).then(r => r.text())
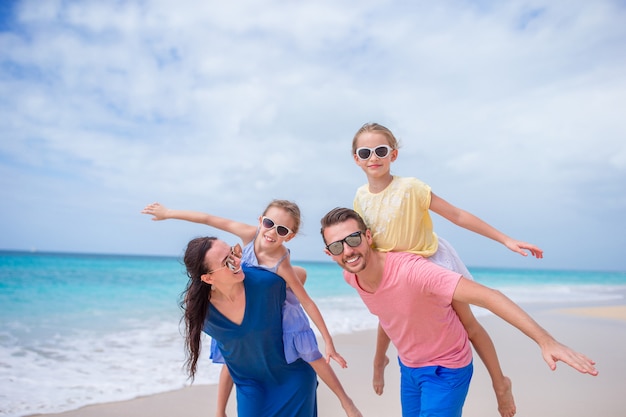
top-left (208, 243), bottom-right (242, 274)
top-left (355, 145), bottom-right (393, 161)
top-left (326, 231), bottom-right (363, 256)
top-left (262, 216), bottom-right (293, 237)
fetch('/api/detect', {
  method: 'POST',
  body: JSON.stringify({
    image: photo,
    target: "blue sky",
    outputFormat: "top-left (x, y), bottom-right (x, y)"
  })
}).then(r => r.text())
top-left (1, 0), bottom-right (625, 271)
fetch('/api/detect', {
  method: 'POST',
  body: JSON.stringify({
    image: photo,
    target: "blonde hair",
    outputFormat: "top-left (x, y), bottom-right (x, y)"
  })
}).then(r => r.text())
top-left (351, 122), bottom-right (400, 154)
top-left (263, 199), bottom-right (302, 234)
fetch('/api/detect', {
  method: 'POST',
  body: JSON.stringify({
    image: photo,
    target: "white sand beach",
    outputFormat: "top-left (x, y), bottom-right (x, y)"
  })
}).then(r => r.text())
top-left (29, 305), bottom-right (626, 417)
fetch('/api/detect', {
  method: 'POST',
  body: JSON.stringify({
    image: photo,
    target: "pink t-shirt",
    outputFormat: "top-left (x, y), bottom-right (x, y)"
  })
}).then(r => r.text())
top-left (344, 251), bottom-right (472, 368)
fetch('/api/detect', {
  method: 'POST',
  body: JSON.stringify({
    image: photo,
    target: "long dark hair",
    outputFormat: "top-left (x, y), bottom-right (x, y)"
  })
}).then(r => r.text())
top-left (181, 236), bottom-right (216, 381)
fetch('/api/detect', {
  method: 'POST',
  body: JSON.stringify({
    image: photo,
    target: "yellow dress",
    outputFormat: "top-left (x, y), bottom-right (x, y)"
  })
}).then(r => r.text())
top-left (354, 175), bottom-right (473, 278)
top-left (353, 176), bottom-right (438, 256)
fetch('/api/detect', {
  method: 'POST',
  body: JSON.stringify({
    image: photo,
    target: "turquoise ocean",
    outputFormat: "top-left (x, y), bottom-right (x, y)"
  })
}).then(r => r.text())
top-left (1, 250), bottom-right (625, 417)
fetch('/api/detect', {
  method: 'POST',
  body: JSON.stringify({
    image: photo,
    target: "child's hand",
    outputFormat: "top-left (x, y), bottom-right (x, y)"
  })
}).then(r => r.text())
top-left (326, 345), bottom-right (348, 368)
top-left (372, 354), bottom-right (390, 395)
top-left (326, 351), bottom-right (348, 368)
top-left (540, 339), bottom-right (598, 376)
top-left (141, 202), bottom-right (169, 221)
top-left (504, 239), bottom-right (544, 259)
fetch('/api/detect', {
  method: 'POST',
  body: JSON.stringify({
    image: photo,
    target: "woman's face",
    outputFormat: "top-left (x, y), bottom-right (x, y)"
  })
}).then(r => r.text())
top-left (202, 240), bottom-right (244, 285)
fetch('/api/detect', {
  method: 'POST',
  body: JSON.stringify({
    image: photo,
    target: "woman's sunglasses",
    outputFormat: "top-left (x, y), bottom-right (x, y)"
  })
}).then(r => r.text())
top-left (208, 243), bottom-right (242, 274)
top-left (262, 216), bottom-right (293, 237)
top-left (355, 145), bottom-right (393, 161)
top-left (326, 231), bottom-right (363, 256)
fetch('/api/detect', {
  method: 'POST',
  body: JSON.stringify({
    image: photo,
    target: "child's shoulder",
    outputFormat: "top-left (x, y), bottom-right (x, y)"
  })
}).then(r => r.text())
top-left (391, 176), bottom-right (430, 191)
top-left (394, 175), bottom-right (426, 184)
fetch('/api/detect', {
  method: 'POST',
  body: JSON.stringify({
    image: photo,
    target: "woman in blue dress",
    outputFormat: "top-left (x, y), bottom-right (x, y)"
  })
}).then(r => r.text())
top-left (143, 200), bottom-right (360, 416)
top-left (182, 236), bottom-right (318, 416)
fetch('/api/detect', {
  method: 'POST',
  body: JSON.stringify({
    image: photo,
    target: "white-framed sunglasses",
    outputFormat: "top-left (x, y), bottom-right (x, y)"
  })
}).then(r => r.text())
top-left (208, 243), bottom-right (242, 274)
top-left (355, 145), bottom-right (393, 161)
top-left (262, 216), bottom-right (293, 237)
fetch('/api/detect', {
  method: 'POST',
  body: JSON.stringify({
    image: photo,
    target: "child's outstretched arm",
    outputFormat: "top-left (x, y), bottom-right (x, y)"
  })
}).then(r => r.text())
top-left (277, 258), bottom-right (348, 368)
top-left (141, 202), bottom-right (257, 243)
top-left (429, 193), bottom-right (544, 258)
top-left (453, 277), bottom-right (598, 376)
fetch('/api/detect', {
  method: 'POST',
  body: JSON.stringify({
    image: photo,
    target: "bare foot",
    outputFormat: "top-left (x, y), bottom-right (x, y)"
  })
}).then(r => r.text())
top-left (372, 355), bottom-right (390, 395)
top-left (341, 399), bottom-right (363, 417)
top-left (495, 376), bottom-right (516, 417)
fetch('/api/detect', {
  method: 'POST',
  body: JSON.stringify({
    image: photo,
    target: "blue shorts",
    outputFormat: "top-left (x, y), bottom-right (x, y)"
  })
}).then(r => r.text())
top-left (399, 358), bottom-right (473, 417)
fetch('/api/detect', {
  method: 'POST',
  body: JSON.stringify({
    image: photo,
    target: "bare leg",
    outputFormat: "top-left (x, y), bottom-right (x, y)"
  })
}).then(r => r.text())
top-left (372, 323), bottom-right (391, 395)
top-left (295, 264), bottom-right (360, 414)
top-left (294, 266), bottom-right (360, 414)
top-left (452, 301), bottom-right (516, 417)
top-left (215, 365), bottom-right (234, 417)
top-left (310, 358), bottom-right (362, 417)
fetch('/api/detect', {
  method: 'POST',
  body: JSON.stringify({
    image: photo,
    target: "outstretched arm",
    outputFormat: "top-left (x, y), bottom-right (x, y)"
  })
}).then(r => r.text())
top-left (141, 202), bottom-right (257, 243)
top-left (453, 277), bottom-right (597, 376)
top-left (277, 258), bottom-right (347, 368)
top-left (429, 193), bottom-right (543, 258)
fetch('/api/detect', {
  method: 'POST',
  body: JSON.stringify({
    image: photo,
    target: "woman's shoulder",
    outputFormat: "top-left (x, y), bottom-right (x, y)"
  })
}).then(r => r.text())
top-left (243, 265), bottom-right (284, 288)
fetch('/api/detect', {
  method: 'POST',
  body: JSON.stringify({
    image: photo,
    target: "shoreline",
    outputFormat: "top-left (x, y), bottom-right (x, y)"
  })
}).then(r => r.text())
top-left (26, 304), bottom-right (626, 417)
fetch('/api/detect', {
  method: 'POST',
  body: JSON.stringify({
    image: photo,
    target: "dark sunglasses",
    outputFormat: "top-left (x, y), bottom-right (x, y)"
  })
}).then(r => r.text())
top-left (326, 231), bottom-right (363, 256)
top-left (208, 243), bottom-right (242, 274)
top-left (262, 216), bottom-right (293, 237)
top-left (355, 145), bottom-right (393, 161)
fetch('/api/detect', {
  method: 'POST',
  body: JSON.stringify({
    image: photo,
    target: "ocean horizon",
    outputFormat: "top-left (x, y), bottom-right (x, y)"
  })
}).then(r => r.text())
top-left (2, 250), bottom-right (625, 417)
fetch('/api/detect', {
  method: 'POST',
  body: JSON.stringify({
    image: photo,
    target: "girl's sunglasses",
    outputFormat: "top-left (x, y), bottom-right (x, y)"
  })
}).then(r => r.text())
top-left (262, 216), bottom-right (293, 237)
top-left (326, 231), bottom-right (363, 256)
top-left (355, 145), bottom-right (393, 161)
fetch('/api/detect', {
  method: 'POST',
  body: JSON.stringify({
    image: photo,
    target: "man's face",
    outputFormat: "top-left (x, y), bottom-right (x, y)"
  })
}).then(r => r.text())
top-left (323, 219), bottom-right (372, 274)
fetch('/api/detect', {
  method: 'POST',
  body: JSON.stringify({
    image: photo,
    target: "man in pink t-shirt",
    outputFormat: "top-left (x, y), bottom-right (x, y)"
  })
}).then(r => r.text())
top-left (320, 208), bottom-right (598, 417)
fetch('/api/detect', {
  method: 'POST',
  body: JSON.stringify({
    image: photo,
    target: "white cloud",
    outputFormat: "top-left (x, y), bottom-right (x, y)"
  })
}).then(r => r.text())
top-left (1, 0), bottom-right (625, 270)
